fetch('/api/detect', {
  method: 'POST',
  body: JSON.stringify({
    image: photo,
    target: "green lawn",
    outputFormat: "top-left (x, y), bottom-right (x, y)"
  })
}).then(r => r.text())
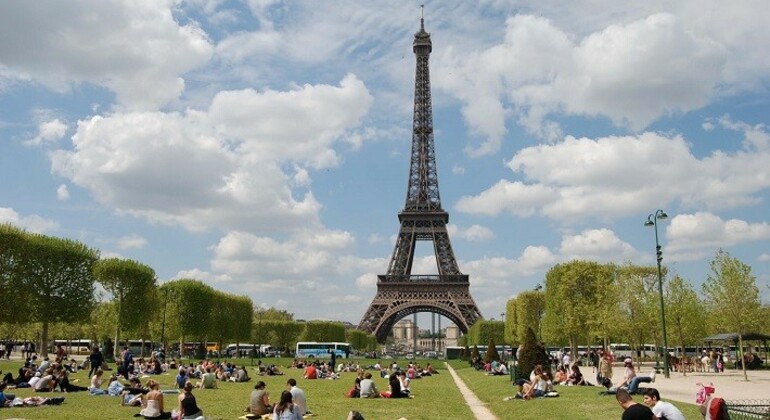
top-left (0, 358), bottom-right (472, 419)
top-left (447, 360), bottom-right (703, 420)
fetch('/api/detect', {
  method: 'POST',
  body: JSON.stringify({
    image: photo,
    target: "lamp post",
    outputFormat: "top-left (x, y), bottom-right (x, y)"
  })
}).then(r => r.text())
top-left (645, 209), bottom-right (670, 379)
top-left (160, 288), bottom-right (169, 354)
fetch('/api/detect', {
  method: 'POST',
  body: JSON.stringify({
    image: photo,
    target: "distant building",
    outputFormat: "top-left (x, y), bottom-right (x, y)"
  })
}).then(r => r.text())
top-left (391, 320), bottom-right (460, 353)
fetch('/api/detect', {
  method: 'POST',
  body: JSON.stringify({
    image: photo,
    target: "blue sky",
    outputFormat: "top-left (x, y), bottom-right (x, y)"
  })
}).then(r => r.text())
top-left (2, 0), bottom-right (769, 328)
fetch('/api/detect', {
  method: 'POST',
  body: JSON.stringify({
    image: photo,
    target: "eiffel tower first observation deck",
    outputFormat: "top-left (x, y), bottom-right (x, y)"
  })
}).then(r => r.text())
top-left (358, 16), bottom-right (483, 343)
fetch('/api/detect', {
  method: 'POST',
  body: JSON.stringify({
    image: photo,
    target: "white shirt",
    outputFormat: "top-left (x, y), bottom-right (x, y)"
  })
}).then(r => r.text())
top-left (652, 400), bottom-right (686, 420)
top-left (289, 386), bottom-right (307, 414)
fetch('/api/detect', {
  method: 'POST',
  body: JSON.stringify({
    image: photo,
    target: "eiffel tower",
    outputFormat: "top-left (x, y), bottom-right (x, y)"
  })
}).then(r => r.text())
top-left (358, 15), bottom-right (482, 343)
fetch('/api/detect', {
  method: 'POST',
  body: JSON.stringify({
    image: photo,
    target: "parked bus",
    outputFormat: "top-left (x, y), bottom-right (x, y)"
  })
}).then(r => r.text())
top-left (446, 346), bottom-right (464, 360)
top-left (609, 343), bottom-right (633, 358)
top-left (118, 340), bottom-right (157, 356)
top-left (224, 344), bottom-right (273, 358)
top-left (295, 342), bottom-right (351, 359)
top-left (52, 339), bottom-right (93, 356)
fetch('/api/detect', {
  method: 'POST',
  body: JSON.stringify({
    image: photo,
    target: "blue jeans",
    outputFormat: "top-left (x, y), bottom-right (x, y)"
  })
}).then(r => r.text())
top-left (628, 376), bottom-right (651, 393)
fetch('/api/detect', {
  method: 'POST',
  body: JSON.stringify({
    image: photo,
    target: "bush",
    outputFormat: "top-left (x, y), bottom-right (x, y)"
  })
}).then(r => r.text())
top-left (515, 327), bottom-right (548, 380)
top-left (484, 338), bottom-right (500, 362)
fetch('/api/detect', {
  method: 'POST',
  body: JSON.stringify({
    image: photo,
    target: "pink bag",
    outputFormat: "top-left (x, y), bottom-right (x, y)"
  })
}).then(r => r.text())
top-left (695, 382), bottom-right (715, 405)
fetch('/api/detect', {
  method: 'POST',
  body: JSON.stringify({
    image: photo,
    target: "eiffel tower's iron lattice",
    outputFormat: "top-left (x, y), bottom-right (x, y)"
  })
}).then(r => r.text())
top-left (359, 17), bottom-right (483, 343)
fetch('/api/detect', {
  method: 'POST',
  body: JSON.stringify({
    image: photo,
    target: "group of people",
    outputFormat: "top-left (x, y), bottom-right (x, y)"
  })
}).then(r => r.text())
top-left (344, 370), bottom-right (411, 399)
top-left (245, 378), bottom-right (309, 420)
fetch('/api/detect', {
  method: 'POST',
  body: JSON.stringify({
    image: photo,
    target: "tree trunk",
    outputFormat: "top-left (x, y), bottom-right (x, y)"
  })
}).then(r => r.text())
top-left (739, 334), bottom-right (748, 381)
top-left (41, 321), bottom-right (50, 358)
top-left (114, 295), bottom-right (122, 360)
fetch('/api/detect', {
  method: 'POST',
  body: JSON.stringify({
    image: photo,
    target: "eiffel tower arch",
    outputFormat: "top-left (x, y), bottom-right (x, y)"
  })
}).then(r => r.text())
top-left (359, 15), bottom-right (483, 343)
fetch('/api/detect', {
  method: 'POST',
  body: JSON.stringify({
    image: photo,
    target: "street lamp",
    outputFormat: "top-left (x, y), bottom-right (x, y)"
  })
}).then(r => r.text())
top-left (645, 209), bottom-right (670, 379)
top-left (160, 288), bottom-right (169, 355)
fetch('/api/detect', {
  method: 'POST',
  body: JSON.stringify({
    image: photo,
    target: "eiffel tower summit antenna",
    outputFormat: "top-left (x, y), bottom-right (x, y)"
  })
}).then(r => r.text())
top-left (358, 12), bottom-right (483, 343)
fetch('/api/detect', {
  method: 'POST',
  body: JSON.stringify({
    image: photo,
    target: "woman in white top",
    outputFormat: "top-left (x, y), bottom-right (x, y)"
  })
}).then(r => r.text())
top-left (615, 358), bottom-right (637, 389)
top-left (90, 369), bottom-right (107, 395)
top-left (139, 379), bottom-right (171, 419)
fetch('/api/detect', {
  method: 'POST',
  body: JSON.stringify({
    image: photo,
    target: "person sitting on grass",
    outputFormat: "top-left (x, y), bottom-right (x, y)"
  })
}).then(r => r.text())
top-left (303, 363), bottom-right (317, 379)
top-left (345, 377), bottom-right (361, 398)
top-left (380, 374), bottom-right (408, 398)
top-left (567, 364), bottom-right (587, 386)
top-left (397, 371), bottom-right (411, 395)
top-left (137, 379), bottom-right (171, 419)
top-left (553, 366), bottom-right (568, 384)
top-left (247, 381), bottom-right (272, 416)
top-left (175, 367), bottom-right (187, 389)
top-left (108, 374), bottom-right (127, 396)
top-left (0, 382), bottom-right (15, 407)
top-left (56, 369), bottom-right (89, 392)
top-left (33, 369), bottom-right (57, 392)
top-left (198, 366), bottom-right (218, 389)
top-left (286, 378), bottom-right (309, 415)
top-left (616, 388), bottom-right (653, 419)
top-left (613, 359), bottom-right (637, 391)
top-left (359, 372), bottom-right (379, 398)
top-left (272, 390), bottom-right (302, 420)
top-left (232, 365), bottom-right (250, 382)
top-left (90, 369), bottom-right (108, 395)
top-left (517, 369), bottom-right (548, 400)
top-left (491, 361), bottom-right (508, 376)
top-left (176, 381), bottom-right (203, 419)
top-left (642, 388), bottom-right (684, 420)
top-left (627, 369), bottom-right (656, 394)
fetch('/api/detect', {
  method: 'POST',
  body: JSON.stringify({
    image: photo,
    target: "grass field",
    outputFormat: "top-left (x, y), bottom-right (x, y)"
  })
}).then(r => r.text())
top-left (0, 358), bottom-right (472, 420)
top-left (447, 360), bottom-right (704, 420)
top-left (1, 358), bottom-right (711, 419)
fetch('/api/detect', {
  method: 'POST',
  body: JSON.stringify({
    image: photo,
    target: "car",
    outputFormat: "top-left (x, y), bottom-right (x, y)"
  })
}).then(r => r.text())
top-left (405, 353), bottom-right (414, 360)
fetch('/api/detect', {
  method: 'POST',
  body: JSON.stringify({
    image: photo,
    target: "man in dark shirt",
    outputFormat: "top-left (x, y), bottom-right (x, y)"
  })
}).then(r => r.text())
top-left (88, 346), bottom-right (104, 378)
top-left (617, 388), bottom-right (654, 420)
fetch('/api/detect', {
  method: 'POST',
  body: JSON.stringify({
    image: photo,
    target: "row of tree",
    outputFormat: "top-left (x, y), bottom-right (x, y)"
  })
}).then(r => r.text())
top-left (0, 224), bottom-right (378, 357)
top-left (498, 251), bottom-right (767, 380)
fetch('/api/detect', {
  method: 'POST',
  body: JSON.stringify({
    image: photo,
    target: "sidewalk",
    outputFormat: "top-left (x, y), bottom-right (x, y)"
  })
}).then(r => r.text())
top-left (445, 362), bottom-right (499, 420)
top-left (607, 365), bottom-right (770, 405)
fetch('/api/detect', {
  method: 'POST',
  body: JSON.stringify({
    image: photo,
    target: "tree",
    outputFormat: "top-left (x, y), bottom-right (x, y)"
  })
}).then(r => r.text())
top-left (93, 258), bottom-right (157, 358)
top-left (505, 298), bottom-right (518, 345)
top-left (615, 264), bottom-right (661, 355)
top-left (485, 337), bottom-right (500, 362)
top-left (703, 249), bottom-right (762, 381)
top-left (300, 321), bottom-right (346, 342)
top-left (466, 320), bottom-right (504, 346)
top-left (161, 279), bottom-right (215, 356)
top-left (543, 261), bottom-right (614, 356)
top-left (20, 232), bottom-right (99, 356)
top-left (346, 329), bottom-right (376, 353)
top-left (516, 327), bottom-right (548, 380)
top-left (260, 320), bottom-right (303, 355)
top-left (666, 275), bottom-right (707, 376)
top-left (0, 224), bottom-right (28, 323)
top-left (513, 291), bottom-right (545, 344)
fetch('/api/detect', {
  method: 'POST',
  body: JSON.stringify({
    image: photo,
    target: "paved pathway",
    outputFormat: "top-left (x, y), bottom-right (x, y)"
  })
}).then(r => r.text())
top-left (445, 362), bottom-right (499, 420)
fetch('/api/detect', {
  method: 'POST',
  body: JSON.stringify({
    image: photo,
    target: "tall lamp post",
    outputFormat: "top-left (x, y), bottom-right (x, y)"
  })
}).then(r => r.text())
top-left (645, 209), bottom-right (670, 379)
top-left (160, 288), bottom-right (169, 355)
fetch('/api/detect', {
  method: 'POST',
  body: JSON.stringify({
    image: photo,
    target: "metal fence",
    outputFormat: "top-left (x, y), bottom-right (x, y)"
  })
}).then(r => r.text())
top-left (725, 400), bottom-right (770, 419)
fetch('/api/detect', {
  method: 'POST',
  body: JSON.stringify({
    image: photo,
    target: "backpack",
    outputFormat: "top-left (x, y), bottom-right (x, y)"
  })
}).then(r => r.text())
top-left (706, 397), bottom-right (727, 420)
